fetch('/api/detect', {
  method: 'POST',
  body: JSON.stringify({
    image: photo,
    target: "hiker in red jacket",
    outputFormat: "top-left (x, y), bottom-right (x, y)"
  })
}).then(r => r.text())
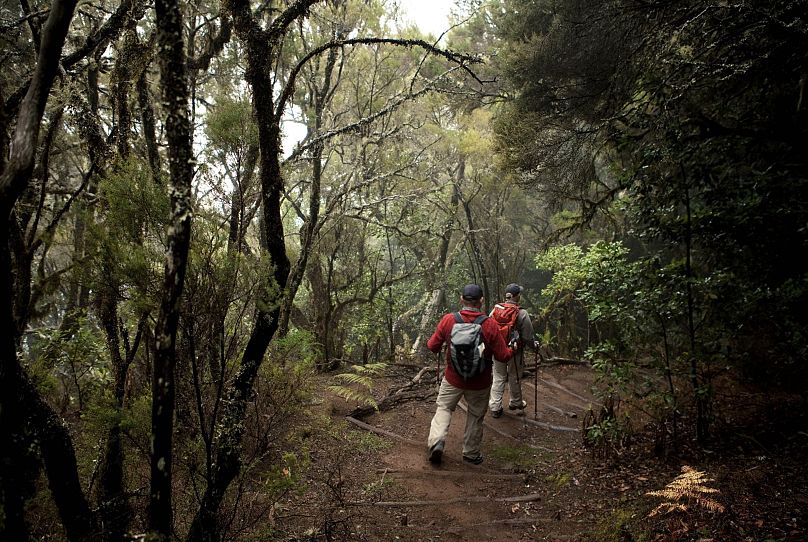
top-left (426, 284), bottom-right (513, 465)
top-left (488, 283), bottom-right (540, 418)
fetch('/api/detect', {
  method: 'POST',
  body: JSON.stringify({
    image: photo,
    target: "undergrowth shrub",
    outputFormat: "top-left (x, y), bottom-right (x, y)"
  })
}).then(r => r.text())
top-left (582, 396), bottom-right (632, 459)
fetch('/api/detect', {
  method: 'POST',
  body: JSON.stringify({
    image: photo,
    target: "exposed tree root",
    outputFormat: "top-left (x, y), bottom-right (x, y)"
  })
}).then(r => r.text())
top-left (527, 356), bottom-right (590, 368)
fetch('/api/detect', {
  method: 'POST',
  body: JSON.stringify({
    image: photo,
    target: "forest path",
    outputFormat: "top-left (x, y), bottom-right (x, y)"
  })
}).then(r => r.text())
top-left (299, 360), bottom-right (808, 542)
top-left (340, 363), bottom-right (607, 542)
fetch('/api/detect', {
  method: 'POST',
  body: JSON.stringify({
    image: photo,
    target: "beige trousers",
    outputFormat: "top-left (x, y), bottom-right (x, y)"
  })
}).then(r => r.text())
top-left (427, 379), bottom-right (490, 458)
top-left (488, 350), bottom-right (524, 411)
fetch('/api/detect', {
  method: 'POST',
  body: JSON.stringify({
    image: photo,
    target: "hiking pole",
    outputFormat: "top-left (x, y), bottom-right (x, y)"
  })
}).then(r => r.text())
top-left (436, 348), bottom-right (443, 394)
top-left (533, 348), bottom-right (540, 420)
top-left (514, 350), bottom-right (526, 428)
top-left (509, 332), bottom-right (521, 387)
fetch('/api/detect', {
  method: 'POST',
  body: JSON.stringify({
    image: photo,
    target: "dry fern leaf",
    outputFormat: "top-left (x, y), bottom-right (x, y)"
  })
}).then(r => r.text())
top-left (646, 465), bottom-right (725, 517)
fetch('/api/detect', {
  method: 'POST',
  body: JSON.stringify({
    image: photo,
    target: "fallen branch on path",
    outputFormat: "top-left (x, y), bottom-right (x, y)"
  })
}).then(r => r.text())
top-left (348, 493), bottom-right (542, 507)
top-left (348, 387), bottom-right (436, 419)
top-left (543, 403), bottom-right (578, 418)
top-left (404, 365), bottom-right (432, 387)
top-left (389, 362), bottom-right (427, 369)
top-left (345, 416), bottom-right (420, 446)
top-left (502, 410), bottom-right (580, 433)
top-left (347, 365), bottom-right (437, 419)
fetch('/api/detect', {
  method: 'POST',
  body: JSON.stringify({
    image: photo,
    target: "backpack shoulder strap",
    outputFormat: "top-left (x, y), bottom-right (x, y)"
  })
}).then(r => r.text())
top-left (452, 312), bottom-right (464, 324)
top-left (473, 314), bottom-right (487, 325)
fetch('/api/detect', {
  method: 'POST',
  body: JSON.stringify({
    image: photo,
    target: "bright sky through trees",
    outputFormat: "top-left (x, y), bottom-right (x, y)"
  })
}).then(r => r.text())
top-left (397, 0), bottom-right (454, 37)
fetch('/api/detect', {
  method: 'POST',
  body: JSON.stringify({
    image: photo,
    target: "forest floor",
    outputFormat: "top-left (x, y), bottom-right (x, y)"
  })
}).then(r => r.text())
top-left (276, 361), bottom-right (808, 542)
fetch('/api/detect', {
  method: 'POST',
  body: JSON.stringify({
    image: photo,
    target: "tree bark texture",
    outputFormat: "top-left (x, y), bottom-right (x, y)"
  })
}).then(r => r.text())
top-left (112, 28), bottom-right (137, 157)
top-left (147, 0), bottom-right (194, 536)
top-left (65, 66), bottom-right (109, 327)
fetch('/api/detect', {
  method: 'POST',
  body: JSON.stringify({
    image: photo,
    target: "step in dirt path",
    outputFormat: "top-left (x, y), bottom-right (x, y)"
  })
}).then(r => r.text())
top-left (346, 364), bottom-right (598, 541)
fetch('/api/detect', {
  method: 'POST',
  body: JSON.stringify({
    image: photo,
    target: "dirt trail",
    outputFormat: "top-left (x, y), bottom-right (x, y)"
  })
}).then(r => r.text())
top-left (344, 364), bottom-right (599, 541)
top-left (304, 361), bottom-right (808, 542)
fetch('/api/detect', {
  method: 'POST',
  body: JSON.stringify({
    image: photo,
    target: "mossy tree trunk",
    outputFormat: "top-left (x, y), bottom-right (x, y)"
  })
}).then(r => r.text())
top-left (147, 0), bottom-right (195, 536)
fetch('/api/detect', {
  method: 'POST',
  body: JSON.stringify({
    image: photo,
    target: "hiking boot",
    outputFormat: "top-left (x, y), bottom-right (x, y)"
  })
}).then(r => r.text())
top-left (508, 400), bottom-right (528, 411)
top-left (462, 454), bottom-right (484, 465)
top-left (490, 408), bottom-right (503, 418)
top-left (428, 441), bottom-right (444, 464)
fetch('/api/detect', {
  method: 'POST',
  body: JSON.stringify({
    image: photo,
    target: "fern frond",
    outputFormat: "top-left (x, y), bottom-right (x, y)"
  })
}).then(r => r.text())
top-left (332, 373), bottom-right (373, 388)
top-left (327, 363), bottom-right (385, 410)
top-left (645, 465), bottom-right (725, 516)
top-left (350, 362), bottom-right (387, 375)
top-left (327, 385), bottom-right (379, 409)
top-left (695, 496), bottom-right (725, 513)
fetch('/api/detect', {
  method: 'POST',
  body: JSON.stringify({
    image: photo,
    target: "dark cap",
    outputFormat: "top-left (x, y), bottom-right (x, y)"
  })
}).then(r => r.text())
top-left (504, 283), bottom-right (523, 297)
top-left (461, 284), bottom-right (483, 300)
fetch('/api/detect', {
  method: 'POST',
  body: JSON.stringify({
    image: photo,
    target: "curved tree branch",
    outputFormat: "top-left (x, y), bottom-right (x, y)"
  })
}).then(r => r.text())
top-left (275, 36), bottom-right (480, 123)
top-left (187, 15), bottom-right (233, 72)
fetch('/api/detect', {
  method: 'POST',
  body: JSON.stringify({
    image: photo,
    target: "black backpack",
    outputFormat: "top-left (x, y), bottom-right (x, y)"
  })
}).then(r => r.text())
top-left (448, 312), bottom-right (488, 380)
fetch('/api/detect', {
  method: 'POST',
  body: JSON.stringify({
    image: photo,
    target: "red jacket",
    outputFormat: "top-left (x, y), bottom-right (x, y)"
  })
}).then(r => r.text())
top-left (427, 308), bottom-right (513, 390)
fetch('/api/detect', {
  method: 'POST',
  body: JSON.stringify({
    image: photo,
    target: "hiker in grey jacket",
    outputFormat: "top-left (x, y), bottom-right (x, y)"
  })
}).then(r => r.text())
top-left (488, 283), bottom-right (539, 418)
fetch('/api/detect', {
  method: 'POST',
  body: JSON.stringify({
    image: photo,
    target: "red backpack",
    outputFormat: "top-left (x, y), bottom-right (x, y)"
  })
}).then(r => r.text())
top-left (491, 303), bottom-right (520, 348)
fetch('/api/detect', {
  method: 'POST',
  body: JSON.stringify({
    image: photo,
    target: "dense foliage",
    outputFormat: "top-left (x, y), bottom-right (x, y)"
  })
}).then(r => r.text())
top-left (495, 0), bottom-right (808, 444)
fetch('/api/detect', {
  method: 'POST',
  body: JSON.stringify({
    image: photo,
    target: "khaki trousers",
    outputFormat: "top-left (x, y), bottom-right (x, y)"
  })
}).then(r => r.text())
top-left (488, 350), bottom-right (524, 411)
top-left (427, 379), bottom-right (490, 458)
